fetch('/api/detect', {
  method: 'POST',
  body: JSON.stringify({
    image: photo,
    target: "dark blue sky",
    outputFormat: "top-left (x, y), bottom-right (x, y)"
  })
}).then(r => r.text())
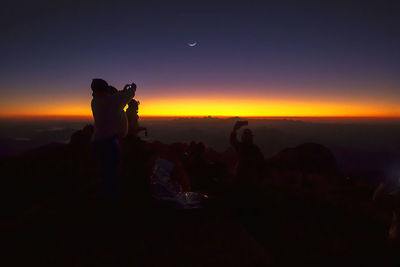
top-left (1, 0), bottom-right (399, 116)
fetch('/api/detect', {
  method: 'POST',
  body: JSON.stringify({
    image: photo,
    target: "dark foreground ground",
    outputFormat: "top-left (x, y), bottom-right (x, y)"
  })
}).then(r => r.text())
top-left (1, 133), bottom-right (399, 266)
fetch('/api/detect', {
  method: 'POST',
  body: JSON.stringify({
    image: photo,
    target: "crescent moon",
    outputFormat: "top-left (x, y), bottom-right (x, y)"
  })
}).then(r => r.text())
top-left (188, 42), bottom-right (197, 47)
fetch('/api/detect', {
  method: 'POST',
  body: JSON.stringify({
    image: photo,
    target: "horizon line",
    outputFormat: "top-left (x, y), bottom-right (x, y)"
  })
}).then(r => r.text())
top-left (1, 114), bottom-right (400, 120)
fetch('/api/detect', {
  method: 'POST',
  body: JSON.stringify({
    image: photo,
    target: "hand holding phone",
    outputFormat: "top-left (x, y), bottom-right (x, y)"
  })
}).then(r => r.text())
top-left (124, 83), bottom-right (137, 91)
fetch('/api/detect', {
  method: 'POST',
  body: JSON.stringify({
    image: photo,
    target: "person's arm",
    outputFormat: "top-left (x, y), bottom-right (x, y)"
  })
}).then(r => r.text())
top-left (230, 122), bottom-right (241, 150)
top-left (115, 83), bottom-right (136, 107)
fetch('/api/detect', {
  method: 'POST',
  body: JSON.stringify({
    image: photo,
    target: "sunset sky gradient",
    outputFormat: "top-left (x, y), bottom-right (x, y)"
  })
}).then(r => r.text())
top-left (1, 0), bottom-right (399, 117)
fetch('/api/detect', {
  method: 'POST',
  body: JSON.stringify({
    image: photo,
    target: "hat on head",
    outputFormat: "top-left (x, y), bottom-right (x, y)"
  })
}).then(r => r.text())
top-left (91, 78), bottom-right (109, 93)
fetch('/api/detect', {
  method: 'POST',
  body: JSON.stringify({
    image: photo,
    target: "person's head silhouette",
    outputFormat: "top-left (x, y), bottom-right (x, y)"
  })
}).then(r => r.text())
top-left (91, 79), bottom-right (109, 94)
top-left (128, 99), bottom-right (140, 112)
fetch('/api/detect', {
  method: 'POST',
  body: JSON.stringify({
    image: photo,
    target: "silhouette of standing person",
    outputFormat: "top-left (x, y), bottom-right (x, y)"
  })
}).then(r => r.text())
top-left (91, 78), bottom-right (136, 200)
top-left (230, 121), bottom-right (264, 190)
top-left (126, 99), bottom-right (147, 137)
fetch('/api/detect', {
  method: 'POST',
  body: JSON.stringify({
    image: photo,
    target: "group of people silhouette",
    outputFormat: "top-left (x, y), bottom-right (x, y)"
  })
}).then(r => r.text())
top-left (90, 78), bottom-right (263, 201)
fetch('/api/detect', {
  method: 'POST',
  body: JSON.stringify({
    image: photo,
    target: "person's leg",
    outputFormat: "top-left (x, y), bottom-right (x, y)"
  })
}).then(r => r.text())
top-left (97, 137), bottom-right (120, 200)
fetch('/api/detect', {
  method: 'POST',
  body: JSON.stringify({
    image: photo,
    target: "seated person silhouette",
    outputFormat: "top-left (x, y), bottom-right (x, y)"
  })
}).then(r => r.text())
top-left (230, 121), bottom-right (265, 190)
top-left (91, 78), bottom-right (136, 200)
top-left (126, 99), bottom-right (148, 137)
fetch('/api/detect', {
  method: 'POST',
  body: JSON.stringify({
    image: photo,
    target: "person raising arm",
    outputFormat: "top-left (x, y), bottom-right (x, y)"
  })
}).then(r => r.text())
top-left (90, 79), bottom-right (136, 200)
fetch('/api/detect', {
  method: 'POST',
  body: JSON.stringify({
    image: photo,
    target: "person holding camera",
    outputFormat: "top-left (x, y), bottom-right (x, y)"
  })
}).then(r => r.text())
top-left (91, 78), bottom-right (136, 200)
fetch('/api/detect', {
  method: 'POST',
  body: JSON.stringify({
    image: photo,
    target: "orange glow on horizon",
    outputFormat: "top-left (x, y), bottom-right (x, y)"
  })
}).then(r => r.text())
top-left (0, 95), bottom-right (399, 118)
top-left (138, 97), bottom-right (399, 117)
